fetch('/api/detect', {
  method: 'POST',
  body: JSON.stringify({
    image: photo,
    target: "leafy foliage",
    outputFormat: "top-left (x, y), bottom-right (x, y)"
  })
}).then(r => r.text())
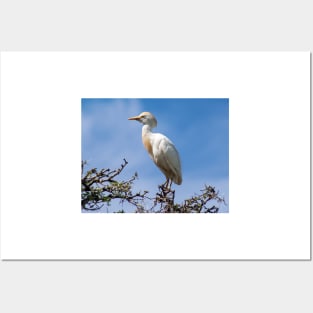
top-left (81, 159), bottom-right (225, 213)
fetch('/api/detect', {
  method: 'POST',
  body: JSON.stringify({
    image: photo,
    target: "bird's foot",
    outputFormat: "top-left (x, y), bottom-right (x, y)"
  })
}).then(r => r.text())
top-left (159, 184), bottom-right (175, 198)
top-left (156, 184), bottom-right (175, 213)
top-left (160, 183), bottom-right (171, 192)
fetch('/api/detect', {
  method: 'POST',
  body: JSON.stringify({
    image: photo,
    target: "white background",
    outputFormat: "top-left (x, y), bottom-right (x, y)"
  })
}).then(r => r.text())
top-left (0, 1), bottom-right (312, 313)
top-left (1, 52), bottom-right (310, 260)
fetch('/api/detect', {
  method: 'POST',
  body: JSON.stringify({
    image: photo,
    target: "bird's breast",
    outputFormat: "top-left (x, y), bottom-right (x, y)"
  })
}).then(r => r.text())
top-left (142, 135), bottom-right (153, 157)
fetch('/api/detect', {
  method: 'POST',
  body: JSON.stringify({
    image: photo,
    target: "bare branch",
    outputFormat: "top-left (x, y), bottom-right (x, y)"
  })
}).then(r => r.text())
top-left (81, 160), bottom-right (225, 213)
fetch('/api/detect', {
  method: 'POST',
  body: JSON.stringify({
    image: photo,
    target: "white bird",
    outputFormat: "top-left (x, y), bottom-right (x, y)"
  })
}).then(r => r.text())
top-left (128, 112), bottom-right (182, 189)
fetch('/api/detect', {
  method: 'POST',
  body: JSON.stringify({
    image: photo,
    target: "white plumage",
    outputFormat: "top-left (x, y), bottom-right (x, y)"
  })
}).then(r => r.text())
top-left (128, 112), bottom-right (182, 188)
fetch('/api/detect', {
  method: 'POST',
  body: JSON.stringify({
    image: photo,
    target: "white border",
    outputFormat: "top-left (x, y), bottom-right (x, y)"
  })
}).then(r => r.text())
top-left (0, 52), bottom-right (310, 259)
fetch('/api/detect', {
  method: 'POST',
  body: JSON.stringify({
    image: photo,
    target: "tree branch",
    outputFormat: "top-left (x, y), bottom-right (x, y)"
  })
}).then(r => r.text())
top-left (81, 160), bottom-right (225, 213)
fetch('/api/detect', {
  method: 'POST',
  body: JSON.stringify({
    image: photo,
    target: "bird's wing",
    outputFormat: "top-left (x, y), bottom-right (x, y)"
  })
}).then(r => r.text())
top-left (153, 134), bottom-right (182, 184)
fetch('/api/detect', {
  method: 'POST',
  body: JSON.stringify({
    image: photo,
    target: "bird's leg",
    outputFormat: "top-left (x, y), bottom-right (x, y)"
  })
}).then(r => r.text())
top-left (168, 179), bottom-right (173, 191)
top-left (162, 178), bottom-right (169, 190)
top-left (167, 179), bottom-right (171, 190)
top-left (159, 178), bottom-right (174, 193)
top-left (161, 179), bottom-right (174, 191)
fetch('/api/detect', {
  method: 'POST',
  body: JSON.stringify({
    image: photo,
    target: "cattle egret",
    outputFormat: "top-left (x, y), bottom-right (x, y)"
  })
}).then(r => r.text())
top-left (128, 112), bottom-right (182, 189)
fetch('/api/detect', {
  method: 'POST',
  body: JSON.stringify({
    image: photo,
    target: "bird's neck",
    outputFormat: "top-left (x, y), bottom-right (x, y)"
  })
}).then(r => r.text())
top-left (142, 125), bottom-right (153, 137)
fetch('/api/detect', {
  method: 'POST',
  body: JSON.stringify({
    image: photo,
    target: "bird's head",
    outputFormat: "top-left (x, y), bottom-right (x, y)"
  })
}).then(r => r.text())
top-left (128, 112), bottom-right (157, 129)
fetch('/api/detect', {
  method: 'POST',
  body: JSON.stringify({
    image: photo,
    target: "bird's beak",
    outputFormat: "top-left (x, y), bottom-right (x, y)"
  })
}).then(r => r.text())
top-left (128, 115), bottom-right (141, 121)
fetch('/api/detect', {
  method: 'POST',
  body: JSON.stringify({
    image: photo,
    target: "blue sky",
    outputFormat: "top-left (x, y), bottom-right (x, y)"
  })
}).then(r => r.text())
top-left (82, 98), bottom-right (229, 213)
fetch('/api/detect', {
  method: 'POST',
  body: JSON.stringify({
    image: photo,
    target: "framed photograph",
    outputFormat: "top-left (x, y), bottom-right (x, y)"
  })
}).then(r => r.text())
top-left (81, 98), bottom-right (229, 214)
top-left (0, 52), bottom-right (310, 260)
